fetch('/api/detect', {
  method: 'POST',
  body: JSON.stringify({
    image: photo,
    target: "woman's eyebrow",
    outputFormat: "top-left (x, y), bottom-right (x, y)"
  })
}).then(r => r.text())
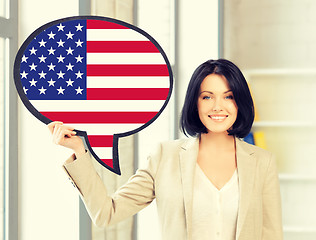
top-left (224, 90), bottom-right (233, 93)
top-left (199, 90), bottom-right (232, 94)
top-left (200, 91), bottom-right (214, 94)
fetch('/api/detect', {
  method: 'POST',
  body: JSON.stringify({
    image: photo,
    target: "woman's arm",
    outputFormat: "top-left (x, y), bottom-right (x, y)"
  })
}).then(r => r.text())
top-left (63, 149), bottom-right (159, 227)
top-left (262, 154), bottom-right (284, 239)
top-left (48, 122), bottom-right (159, 227)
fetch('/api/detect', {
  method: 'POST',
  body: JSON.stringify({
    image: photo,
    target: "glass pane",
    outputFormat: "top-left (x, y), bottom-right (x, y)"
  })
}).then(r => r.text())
top-left (0, 37), bottom-right (5, 238)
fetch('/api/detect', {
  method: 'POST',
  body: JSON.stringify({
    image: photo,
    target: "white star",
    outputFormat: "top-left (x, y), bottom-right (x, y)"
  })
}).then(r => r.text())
top-left (75, 71), bottom-right (84, 79)
top-left (57, 86), bottom-right (65, 95)
top-left (20, 71), bottom-right (28, 79)
top-left (75, 86), bottom-right (84, 95)
top-left (75, 23), bottom-right (84, 31)
top-left (38, 86), bottom-right (47, 94)
top-left (66, 79), bottom-right (74, 86)
top-left (21, 55), bottom-right (28, 63)
top-left (47, 31), bottom-right (56, 39)
top-left (66, 31), bottom-right (74, 39)
top-left (47, 47), bottom-right (56, 55)
top-left (47, 79), bottom-right (56, 86)
top-left (57, 23), bottom-right (65, 31)
top-left (23, 87), bottom-right (28, 94)
top-left (57, 70), bottom-right (65, 79)
top-left (66, 47), bottom-right (74, 55)
top-left (29, 47), bottom-right (37, 55)
top-left (38, 55), bottom-right (47, 63)
top-left (47, 63), bottom-right (56, 71)
top-left (38, 71), bottom-right (47, 79)
top-left (75, 55), bottom-right (83, 63)
top-left (57, 39), bottom-right (65, 47)
top-left (57, 55), bottom-right (65, 63)
top-left (38, 39), bottom-right (46, 47)
top-left (29, 79), bottom-right (37, 86)
top-left (75, 39), bottom-right (83, 47)
top-left (29, 63), bottom-right (37, 71)
top-left (66, 63), bottom-right (74, 71)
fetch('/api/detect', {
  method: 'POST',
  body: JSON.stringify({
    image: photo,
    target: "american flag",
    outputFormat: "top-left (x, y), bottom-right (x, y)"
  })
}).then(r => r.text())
top-left (17, 17), bottom-right (172, 175)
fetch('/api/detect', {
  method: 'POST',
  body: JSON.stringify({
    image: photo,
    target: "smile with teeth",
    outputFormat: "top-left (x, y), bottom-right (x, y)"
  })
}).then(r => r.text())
top-left (208, 115), bottom-right (228, 121)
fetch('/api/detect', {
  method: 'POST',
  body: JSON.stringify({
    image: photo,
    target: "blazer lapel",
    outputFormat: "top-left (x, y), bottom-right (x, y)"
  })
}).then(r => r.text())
top-left (179, 137), bottom-right (199, 240)
top-left (235, 137), bottom-right (256, 239)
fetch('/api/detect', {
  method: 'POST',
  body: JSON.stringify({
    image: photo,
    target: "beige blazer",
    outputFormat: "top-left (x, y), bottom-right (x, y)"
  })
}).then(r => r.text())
top-left (64, 137), bottom-right (283, 240)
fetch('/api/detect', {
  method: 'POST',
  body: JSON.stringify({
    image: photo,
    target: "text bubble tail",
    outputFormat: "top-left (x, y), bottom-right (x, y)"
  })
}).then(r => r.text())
top-left (75, 130), bottom-right (121, 175)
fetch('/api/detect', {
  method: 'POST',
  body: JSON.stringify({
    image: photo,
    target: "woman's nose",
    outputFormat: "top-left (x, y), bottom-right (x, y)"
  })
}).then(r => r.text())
top-left (212, 98), bottom-right (223, 112)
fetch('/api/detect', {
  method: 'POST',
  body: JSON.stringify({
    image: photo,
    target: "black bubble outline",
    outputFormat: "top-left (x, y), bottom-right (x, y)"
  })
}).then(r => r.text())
top-left (14, 15), bottom-right (173, 175)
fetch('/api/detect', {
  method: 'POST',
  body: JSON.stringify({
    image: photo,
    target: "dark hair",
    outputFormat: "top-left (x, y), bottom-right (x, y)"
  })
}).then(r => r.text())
top-left (180, 59), bottom-right (254, 138)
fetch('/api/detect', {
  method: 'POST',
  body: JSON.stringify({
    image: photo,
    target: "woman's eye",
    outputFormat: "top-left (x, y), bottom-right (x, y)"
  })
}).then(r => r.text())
top-left (225, 95), bottom-right (234, 100)
top-left (202, 96), bottom-right (210, 100)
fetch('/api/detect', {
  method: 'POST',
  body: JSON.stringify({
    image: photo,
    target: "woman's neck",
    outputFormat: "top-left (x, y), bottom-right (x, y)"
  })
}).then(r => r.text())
top-left (199, 131), bottom-right (235, 152)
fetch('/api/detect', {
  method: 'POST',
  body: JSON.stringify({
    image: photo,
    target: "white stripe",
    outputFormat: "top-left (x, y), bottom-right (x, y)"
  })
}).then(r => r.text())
top-left (87, 76), bottom-right (170, 88)
top-left (87, 29), bottom-right (148, 41)
top-left (91, 147), bottom-right (113, 159)
top-left (31, 100), bottom-right (165, 111)
top-left (68, 123), bottom-right (143, 135)
top-left (87, 53), bottom-right (165, 64)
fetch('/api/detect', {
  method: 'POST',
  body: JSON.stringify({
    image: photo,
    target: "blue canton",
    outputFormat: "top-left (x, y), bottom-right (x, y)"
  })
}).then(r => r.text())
top-left (19, 20), bottom-right (87, 100)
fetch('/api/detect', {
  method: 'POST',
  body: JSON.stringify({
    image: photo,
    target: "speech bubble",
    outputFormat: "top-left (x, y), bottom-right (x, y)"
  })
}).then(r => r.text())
top-left (14, 16), bottom-right (173, 175)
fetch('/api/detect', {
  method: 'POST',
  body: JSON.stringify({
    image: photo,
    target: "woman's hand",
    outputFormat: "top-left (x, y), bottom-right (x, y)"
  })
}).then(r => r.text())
top-left (48, 121), bottom-right (86, 158)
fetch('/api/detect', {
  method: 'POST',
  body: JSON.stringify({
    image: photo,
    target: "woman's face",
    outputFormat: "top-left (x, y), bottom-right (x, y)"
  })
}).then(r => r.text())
top-left (197, 73), bottom-right (238, 134)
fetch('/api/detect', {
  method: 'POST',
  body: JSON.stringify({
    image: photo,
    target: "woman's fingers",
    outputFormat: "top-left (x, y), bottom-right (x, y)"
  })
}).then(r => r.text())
top-left (57, 128), bottom-right (74, 144)
top-left (49, 122), bottom-right (76, 145)
top-left (48, 121), bottom-right (63, 134)
top-left (53, 124), bottom-right (63, 145)
top-left (48, 121), bottom-right (85, 153)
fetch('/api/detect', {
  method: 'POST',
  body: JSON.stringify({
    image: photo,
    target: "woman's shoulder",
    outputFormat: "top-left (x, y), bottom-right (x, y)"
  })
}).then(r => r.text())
top-left (148, 137), bottom-right (198, 160)
top-left (237, 137), bottom-right (273, 159)
top-left (159, 137), bottom-right (198, 151)
top-left (237, 137), bottom-right (276, 173)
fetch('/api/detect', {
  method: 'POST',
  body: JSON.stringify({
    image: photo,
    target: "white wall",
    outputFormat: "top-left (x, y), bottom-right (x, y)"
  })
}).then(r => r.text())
top-left (18, 1), bottom-right (80, 240)
top-left (224, 0), bottom-right (316, 69)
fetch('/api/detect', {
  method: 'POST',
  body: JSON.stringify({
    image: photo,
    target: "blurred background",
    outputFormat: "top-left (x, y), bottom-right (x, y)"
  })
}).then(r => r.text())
top-left (1, 0), bottom-right (316, 239)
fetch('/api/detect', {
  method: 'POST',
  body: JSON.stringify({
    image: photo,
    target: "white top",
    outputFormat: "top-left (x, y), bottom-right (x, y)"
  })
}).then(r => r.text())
top-left (192, 164), bottom-right (239, 240)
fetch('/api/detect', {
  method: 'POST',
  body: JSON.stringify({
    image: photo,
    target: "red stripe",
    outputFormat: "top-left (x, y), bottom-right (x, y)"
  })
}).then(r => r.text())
top-left (87, 88), bottom-right (169, 100)
top-left (87, 64), bottom-right (169, 76)
top-left (40, 112), bottom-right (158, 123)
top-left (101, 159), bottom-right (113, 168)
top-left (87, 20), bottom-right (128, 29)
top-left (87, 135), bottom-right (113, 147)
top-left (87, 41), bottom-right (160, 53)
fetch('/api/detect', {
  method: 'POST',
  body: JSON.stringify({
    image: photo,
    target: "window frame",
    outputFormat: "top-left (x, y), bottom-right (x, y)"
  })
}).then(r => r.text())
top-left (78, 1), bottom-right (92, 240)
top-left (0, 0), bottom-right (18, 239)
